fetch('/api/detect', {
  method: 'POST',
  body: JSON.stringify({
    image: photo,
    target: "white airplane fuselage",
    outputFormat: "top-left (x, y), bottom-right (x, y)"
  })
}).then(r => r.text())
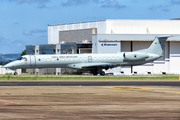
top-left (4, 53), bottom-right (159, 70)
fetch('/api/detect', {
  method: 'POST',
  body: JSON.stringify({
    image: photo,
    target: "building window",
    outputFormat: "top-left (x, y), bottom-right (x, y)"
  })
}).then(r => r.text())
top-left (57, 49), bottom-right (60, 53)
top-left (36, 50), bottom-right (38, 53)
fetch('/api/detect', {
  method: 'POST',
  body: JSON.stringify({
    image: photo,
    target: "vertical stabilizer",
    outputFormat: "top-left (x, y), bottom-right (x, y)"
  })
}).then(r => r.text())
top-left (147, 36), bottom-right (171, 55)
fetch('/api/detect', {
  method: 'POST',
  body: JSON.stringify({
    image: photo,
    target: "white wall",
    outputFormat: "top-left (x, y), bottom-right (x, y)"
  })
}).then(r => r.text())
top-left (106, 20), bottom-right (180, 34)
top-left (170, 42), bottom-right (180, 74)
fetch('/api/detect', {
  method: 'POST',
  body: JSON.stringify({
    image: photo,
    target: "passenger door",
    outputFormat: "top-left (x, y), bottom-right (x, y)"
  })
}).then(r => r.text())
top-left (30, 55), bottom-right (36, 66)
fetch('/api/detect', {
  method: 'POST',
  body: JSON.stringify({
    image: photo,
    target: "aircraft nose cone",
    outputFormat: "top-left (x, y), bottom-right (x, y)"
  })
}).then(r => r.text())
top-left (4, 62), bottom-right (16, 68)
top-left (4, 64), bottom-right (11, 68)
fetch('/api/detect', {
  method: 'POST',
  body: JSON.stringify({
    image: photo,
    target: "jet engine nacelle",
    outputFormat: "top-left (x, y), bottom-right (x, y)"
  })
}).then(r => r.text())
top-left (123, 52), bottom-right (149, 61)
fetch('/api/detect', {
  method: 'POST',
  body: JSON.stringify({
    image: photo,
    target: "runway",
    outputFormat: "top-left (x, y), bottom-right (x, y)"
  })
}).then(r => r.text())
top-left (0, 80), bottom-right (179, 86)
top-left (0, 80), bottom-right (180, 119)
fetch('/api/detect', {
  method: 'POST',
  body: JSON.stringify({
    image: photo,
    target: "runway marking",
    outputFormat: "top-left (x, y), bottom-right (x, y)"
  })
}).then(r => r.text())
top-left (41, 93), bottom-right (94, 95)
top-left (103, 87), bottom-right (180, 94)
top-left (104, 87), bottom-right (152, 90)
top-left (0, 100), bottom-right (16, 105)
top-left (154, 90), bottom-right (180, 94)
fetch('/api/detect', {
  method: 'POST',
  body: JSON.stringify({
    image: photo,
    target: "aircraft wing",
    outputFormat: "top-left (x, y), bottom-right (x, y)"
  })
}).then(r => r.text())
top-left (82, 63), bottom-right (126, 69)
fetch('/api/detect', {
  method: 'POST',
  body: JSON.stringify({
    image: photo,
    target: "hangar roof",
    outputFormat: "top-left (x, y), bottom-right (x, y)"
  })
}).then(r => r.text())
top-left (95, 34), bottom-right (180, 41)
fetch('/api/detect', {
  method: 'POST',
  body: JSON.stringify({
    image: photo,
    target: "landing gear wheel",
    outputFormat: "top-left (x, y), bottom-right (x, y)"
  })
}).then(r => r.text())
top-left (100, 71), bottom-right (105, 76)
top-left (14, 72), bottom-right (18, 76)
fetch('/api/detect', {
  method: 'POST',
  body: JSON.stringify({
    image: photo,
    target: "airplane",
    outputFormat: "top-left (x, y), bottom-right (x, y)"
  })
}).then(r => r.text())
top-left (4, 35), bottom-right (171, 76)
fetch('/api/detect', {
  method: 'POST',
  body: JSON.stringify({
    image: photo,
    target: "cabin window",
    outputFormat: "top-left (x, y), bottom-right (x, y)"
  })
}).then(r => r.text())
top-left (57, 58), bottom-right (59, 61)
top-left (39, 59), bottom-right (41, 61)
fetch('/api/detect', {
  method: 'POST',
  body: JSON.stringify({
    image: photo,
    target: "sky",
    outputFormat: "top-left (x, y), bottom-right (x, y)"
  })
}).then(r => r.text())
top-left (0, 0), bottom-right (180, 54)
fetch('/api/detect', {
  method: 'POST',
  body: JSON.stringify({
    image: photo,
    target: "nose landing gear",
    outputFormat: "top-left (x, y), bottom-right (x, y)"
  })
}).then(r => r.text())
top-left (14, 70), bottom-right (18, 76)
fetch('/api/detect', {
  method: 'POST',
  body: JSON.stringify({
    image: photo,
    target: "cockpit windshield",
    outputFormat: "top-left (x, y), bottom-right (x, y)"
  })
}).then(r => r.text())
top-left (16, 57), bottom-right (23, 60)
top-left (16, 57), bottom-right (27, 61)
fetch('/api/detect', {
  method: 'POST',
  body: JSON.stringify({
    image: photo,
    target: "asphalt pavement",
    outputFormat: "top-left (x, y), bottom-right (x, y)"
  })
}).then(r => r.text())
top-left (0, 80), bottom-right (179, 86)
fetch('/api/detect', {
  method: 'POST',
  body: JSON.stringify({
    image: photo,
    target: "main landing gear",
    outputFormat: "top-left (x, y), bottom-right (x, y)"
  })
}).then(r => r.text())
top-left (92, 70), bottom-right (105, 76)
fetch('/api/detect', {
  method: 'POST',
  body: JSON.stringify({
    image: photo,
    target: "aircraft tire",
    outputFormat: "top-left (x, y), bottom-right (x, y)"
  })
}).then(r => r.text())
top-left (100, 71), bottom-right (105, 76)
top-left (14, 72), bottom-right (18, 76)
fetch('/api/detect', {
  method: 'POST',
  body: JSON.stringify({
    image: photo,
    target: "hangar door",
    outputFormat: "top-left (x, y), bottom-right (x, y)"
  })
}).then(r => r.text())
top-left (30, 55), bottom-right (36, 66)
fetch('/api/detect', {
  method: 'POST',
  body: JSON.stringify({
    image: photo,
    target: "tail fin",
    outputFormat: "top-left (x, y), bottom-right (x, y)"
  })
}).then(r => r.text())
top-left (147, 35), bottom-right (171, 55)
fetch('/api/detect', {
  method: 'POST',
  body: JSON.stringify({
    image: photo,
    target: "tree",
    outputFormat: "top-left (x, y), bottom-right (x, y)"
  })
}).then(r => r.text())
top-left (21, 49), bottom-right (26, 56)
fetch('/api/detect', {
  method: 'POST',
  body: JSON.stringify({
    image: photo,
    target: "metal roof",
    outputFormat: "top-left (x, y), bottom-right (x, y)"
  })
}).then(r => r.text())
top-left (48, 20), bottom-right (106, 26)
top-left (95, 34), bottom-right (180, 41)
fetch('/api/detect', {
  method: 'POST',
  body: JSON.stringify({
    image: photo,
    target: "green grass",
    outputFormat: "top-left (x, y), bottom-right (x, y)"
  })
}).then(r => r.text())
top-left (0, 74), bottom-right (179, 80)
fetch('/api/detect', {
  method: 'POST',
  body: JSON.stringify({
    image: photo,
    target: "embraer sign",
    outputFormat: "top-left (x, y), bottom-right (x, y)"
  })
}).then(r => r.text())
top-left (101, 43), bottom-right (117, 47)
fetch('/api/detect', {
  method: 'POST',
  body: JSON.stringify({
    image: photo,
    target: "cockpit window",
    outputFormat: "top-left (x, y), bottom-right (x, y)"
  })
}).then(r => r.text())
top-left (17, 57), bottom-right (27, 61)
top-left (24, 57), bottom-right (27, 61)
top-left (22, 57), bottom-right (27, 61)
top-left (16, 57), bottom-right (23, 60)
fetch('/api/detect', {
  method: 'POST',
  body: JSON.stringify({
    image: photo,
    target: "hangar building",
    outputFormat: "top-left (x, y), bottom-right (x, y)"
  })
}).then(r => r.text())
top-left (48, 19), bottom-right (180, 75)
